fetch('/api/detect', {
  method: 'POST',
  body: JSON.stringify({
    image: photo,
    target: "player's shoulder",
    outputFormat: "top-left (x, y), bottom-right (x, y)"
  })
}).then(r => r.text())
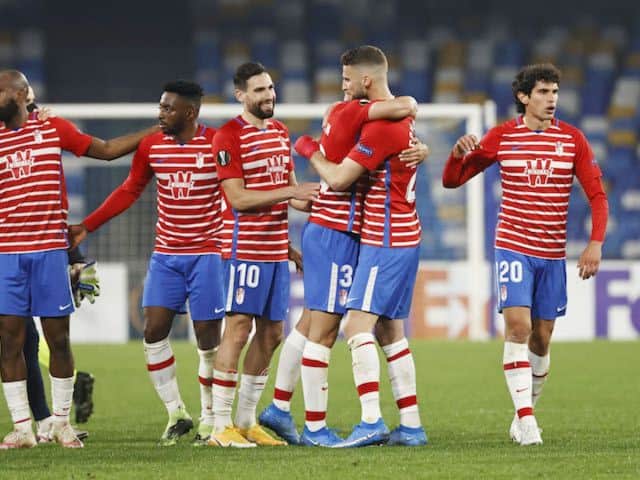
top-left (553, 118), bottom-right (584, 139)
top-left (216, 116), bottom-right (244, 139)
top-left (140, 130), bottom-right (167, 147)
top-left (269, 118), bottom-right (289, 135)
top-left (202, 124), bottom-right (217, 139)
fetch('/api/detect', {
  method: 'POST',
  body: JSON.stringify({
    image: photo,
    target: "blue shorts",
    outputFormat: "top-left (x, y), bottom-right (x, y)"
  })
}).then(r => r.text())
top-left (495, 248), bottom-right (567, 320)
top-left (346, 244), bottom-right (419, 319)
top-left (302, 222), bottom-right (360, 314)
top-left (142, 253), bottom-right (225, 321)
top-left (224, 259), bottom-right (289, 321)
top-left (0, 250), bottom-right (74, 317)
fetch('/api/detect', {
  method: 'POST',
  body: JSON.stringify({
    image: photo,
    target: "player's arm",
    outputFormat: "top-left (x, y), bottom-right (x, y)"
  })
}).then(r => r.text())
top-left (288, 171), bottom-right (313, 212)
top-left (442, 134), bottom-right (497, 188)
top-left (368, 96), bottom-right (418, 120)
top-left (68, 144), bottom-right (153, 248)
top-left (85, 125), bottom-right (160, 161)
top-left (221, 178), bottom-right (318, 212)
top-left (574, 132), bottom-right (608, 280)
top-left (294, 136), bottom-right (366, 191)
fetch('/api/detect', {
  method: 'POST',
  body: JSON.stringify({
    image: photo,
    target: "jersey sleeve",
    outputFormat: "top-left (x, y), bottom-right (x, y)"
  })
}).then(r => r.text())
top-left (573, 129), bottom-right (603, 180)
top-left (346, 100), bottom-right (373, 125)
top-left (442, 126), bottom-right (501, 187)
top-left (83, 137), bottom-right (154, 232)
top-left (347, 120), bottom-right (406, 171)
top-left (52, 117), bottom-right (93, 156)
top-left (213, 128), bottom-right (243, 181)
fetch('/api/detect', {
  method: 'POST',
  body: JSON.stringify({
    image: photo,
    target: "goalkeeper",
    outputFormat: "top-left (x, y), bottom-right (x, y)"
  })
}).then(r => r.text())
top-left (23, 246), bottom-right (99, 443)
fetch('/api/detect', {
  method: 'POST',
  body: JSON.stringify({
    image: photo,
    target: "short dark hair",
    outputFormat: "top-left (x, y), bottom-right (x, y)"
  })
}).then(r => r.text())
top-left (163, 80), bottom-right (203, 107)
top-left (234, 62), bottom-right (267, 90)
top-left (340, 45), bottom-right (387, 68)
top-left (512, 64), bottom-right (561, 113)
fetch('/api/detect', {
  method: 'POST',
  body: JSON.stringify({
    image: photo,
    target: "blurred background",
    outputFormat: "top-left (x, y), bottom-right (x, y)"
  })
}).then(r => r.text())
top-left (3, 0), bottom-right (638, 341)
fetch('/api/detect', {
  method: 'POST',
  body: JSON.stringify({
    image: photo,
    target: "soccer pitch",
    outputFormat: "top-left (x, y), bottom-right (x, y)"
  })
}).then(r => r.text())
top-left (1, 340), bottom-right (638, 479)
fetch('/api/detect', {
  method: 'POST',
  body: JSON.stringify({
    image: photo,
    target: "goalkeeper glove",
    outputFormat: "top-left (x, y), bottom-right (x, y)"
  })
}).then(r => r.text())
top-left (69, 261), bottom-right (101, 308)
top-left (294, 135), bottom-right (320, 159)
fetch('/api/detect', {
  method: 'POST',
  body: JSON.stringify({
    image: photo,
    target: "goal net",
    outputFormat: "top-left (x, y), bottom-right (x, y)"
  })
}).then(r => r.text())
top-left (54, 102), bottom-right (496, 342)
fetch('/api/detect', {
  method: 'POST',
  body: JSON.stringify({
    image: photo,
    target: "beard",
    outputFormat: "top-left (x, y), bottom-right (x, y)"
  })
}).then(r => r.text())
top-left (0, 98), bottom-right (19, 123)
top-left (348, 86), bottom-right (367, 100)
top-left (248, 99), bottom-right (275, 119)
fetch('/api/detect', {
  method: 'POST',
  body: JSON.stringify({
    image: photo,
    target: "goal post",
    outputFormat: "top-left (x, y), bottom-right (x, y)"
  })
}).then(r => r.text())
top-left (52, 102), bottom-right (496, 341)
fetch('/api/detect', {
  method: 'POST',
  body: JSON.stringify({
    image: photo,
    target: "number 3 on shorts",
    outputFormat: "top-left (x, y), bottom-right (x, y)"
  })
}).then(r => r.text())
top-left (497, 260), bottom-right (523, 283)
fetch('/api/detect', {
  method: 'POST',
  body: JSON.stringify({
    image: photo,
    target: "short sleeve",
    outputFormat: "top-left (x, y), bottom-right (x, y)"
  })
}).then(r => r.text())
top-left (51, 117), bottom-right (93, 157)
top-left (347, 120), bottom-right (405, 171)
top-left (213, 128), bottom-right (243, 181)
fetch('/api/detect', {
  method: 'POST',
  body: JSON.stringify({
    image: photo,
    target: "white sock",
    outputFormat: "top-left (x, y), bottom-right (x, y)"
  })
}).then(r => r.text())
top-left (503, 341), bottom-right (534, 419)
top-left (2, 380), bottom-right (31, 431)
top-left (348, 333), bottom-right (381, 424)
top-left (198, 348), bottom-right (216, 426)
top-left (235, 374), bottom-right (268, 430)
top-left (212, 369), bottom-right (238, 432)
top-left (272, 327), bottom-right (306, 412)
top-left (301, 341), bottom-right (331, 432)
top-left (529, 349), bottom-right (550, 407)
top-left (382, 338), bottom-right (422, 428)
top-left (144, 338), bottom-right (183, 415)
top-left (50, 375), bottom-right (74, 425)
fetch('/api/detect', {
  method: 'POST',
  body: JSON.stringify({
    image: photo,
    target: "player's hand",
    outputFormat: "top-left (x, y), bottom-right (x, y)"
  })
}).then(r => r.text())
top-left (69, 261), bottom-right (101, 307)
top-left (294, 135), bottom-right (320, 159)
top-left (577, 240), bottom-right (602, 280)
top-left (399, 139), bottom-right (430, 168)
top-left (36, 107), bottom-right (54, 121)
top-left (288, 243), bottom-right (303, 273)
top-left (293, 182), bottom-right (320, 202)
top-left (453, 134), bottom-right (480, 158)
top-left (68, 224), bottom-right (88, 249)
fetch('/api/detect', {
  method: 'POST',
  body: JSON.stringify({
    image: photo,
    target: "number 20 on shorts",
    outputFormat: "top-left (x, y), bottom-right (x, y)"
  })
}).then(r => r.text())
top-left (496, 260), bottom-right (523, 283)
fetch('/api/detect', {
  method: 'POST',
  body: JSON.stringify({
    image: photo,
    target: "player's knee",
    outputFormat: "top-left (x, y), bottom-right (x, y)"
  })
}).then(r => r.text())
top-left (46, 333), bottom-right (71, 356)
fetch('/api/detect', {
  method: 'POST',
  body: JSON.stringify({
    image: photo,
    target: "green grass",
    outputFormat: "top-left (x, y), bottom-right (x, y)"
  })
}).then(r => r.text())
top-left (1, 340), bottom-right (638, 479)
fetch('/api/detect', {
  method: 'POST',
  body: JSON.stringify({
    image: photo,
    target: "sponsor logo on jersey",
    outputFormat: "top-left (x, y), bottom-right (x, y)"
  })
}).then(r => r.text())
top-left (356, 143), bottom-right (373, 157)
top-left (267, 154), bottom-right (287, 184)
top-left (6, 149), bottom-right (34, 179)
top-left (524, 158), bottom-right (553, 187)
top-left (217, 150), bottom-right (230, 166)
top-left (168, 171), bottom-right (194, 199)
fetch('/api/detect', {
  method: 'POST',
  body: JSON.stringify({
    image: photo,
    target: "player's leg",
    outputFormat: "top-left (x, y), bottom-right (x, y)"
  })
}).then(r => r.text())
top-left (184, 253), bottom-right (225, 445)
top-left (23, 317), bottom-right (54, 442)
top-left (496, 249), bottom-right (541, 445)
top-left (299, 309), bottom-right (342, 446)
top-left (33, 250), bottom-right (82, 448)
top-left (375, 318), bottom-right (427, 446)
top-left (0, 314), bottom-right (36, 449)
top-left (141, 254), bottom-right (194, 445)
top-left (208, 312), bottom-right (256, 448)
top-left (259, 309), bottom-right (309, 445)
top-left (234, 260), bottom-right (288, 446)
top-left (529, 319), bottom-right (553, 407)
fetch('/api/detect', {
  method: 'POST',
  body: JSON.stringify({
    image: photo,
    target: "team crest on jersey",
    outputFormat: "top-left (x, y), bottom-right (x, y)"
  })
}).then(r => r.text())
top-left (34, 130), bottom-right (43, 143)
top-left (279, 136), bottom-right (288, 149)
top-left (168, 171), bottom-right (194, 199)
top-left (217, 150), bottom-right (230, 166)
top-left (5, 149), bottom-right (34, 179)
top-left (338, 288), bottom-right (349, 306)
top-left (555, 142), bottom-right (564, 155)
top-left (235, 287), bottom-right (245, 305)
top-left (195, 152), bottom-right (205, 169)
top-left (267, 154), bottom-right (287, 184)
top-left (500, 285), bottom-right (508, 302)
top-left (524, 158), bottom-right (553, 187)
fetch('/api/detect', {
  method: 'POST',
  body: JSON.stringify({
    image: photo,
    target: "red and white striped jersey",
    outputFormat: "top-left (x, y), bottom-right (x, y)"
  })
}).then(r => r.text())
top-left (310, 100), bottom-right (371, 233)
top-left (347, 117), bottom-right (421, 248)
top-left (213, 116), bottom-right (293, 262)
top-left (83, 126), bottom-right (221, 255)
top-left (0, 117), bottom-right (92, 253)
top-left (448, 117), bottom-right (603, 259)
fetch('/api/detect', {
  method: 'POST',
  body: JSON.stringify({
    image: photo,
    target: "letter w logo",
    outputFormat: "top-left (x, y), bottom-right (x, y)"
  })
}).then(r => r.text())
top-left (6, 149), bottom-right (34, 179)
top-left (168, 171), bottom-right (193, 199)
top-left (524, 158), bottom-right (553, 187)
